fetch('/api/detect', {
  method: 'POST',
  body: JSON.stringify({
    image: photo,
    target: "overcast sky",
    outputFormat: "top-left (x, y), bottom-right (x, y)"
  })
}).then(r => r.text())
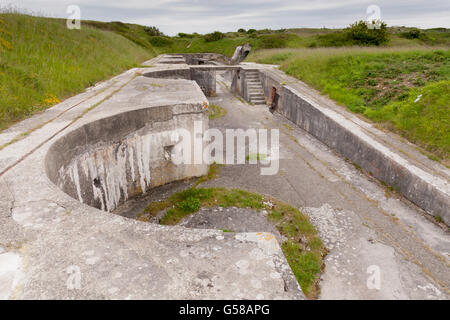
top-left (3, 0), bottom-right (450, 35)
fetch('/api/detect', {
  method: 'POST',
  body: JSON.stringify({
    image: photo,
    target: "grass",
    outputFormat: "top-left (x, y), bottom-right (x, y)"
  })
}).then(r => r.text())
top-left (208, 103), bottom-right (227, 120)
top-left (0, 12), bottom-right (153, 130)
top-left (250, 47), bottom-right (450, 162)
top-left (139, 187), bottom-right (326, 298)
top-left (246, 153), bottom-right (267, 161)
top-left (194, 162), bottom-right (223, 187)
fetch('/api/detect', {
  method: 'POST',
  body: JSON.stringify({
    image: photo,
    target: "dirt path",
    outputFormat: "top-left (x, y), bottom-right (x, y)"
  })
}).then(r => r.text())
top-left (198, 74), bottom-right (450, 300)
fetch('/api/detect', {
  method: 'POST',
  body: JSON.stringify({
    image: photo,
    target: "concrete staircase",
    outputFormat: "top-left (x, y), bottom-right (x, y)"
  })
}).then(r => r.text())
top-left (246, 70), bottom-right (266, 105)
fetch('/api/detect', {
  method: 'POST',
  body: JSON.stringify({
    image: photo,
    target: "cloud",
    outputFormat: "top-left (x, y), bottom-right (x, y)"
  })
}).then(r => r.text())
top-left (4, 0), bottom-right (450, 35)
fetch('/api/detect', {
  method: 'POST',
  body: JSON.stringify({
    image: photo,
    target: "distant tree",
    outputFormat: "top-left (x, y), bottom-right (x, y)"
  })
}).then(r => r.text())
top-left (238, 28), bottom-right (246, 33)
top-left (144, 26), bottom-right (163, 36)
top-left (204, 31), bottom-right (225, 42)
top-left (345, 20), bottom-right (389, 45)
top-left (178, 32), bottom-right (194, 38)
top-left (247, 29), bottom-right (257, 34)
top-left (149, 36), bottom-right (173, 47)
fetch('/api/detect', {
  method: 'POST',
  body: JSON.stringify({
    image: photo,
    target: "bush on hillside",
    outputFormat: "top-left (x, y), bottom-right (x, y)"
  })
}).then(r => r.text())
top-left (149, 36), bottom-right (173, 47)
top-left (204, 31), bottom-right (225, 42)
top-left (258, 34), bottom-right (287, 48)
top-left (178, 32), bottom-right (194, 38)
top-left (144, 26), bottom-right (163, 36)
top-left (400, 28), bottom-right (434, 43)
top-left (238, 28), bottom-right (246, 33)
top-left (401, 28), bottom-right (421, 39)
top-left (345, 20), bottom-right (389, 46)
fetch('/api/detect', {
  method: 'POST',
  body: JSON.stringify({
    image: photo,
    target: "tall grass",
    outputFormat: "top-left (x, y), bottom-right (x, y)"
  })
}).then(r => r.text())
top-left (249, 47), bottom-right (450, 161)
top-left (0, 12), bottom-right (153, 130)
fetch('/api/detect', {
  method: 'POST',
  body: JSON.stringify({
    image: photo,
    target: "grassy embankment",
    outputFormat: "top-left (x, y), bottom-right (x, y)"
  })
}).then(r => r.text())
top-left (250, 48), bottom-right (450, 163)
top-left (0, 13), bottom-right (154, 131)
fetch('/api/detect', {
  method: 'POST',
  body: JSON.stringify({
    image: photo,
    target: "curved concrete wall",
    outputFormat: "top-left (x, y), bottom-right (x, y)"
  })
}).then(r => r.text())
top-left (45, 104), bottom-right (208, 212)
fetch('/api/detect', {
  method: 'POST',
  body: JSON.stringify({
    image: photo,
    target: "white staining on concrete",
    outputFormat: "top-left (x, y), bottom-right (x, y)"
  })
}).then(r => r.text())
top-left (68, 162), bottom-right (83, 204)
top-left (0, 252), bottom-right (24, 300)
top-left (60, 131), bottom-right (179, 212)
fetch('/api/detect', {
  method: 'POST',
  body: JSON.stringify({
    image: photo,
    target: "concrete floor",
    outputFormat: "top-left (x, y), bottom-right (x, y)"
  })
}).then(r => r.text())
top-left (195, 74), bottom-right (450, 300)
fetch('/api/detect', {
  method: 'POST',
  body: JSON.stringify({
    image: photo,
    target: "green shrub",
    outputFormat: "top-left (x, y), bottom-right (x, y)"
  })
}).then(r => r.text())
top-left (204, 31), bottom-right (225, 42)
top-left (178, 32), bottom-right (194, 38)
top-left (143, 26), bottom-right (163, 36)
top-left (247, 29), bottom-right (257, 34)
top-left (179, 196), bottom-right (201, 213)
top-left (258, 34), bottom-right (287, 48)
top-left (149, 36), bottom-right (173, 47)
top-left (401, 28), bottom-right (421, 39)
top-left (237, 28), bottom-right (246, 33)
top-left (345, 20), bottom-right (389, 46)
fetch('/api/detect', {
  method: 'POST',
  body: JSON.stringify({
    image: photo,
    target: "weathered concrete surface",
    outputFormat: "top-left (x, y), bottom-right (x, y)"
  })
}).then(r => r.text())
top-left (230, 64), bottom-right (450, 225)
top-left (0, 63), bottom-right (303, 299)
top-left (231, 43), bottom-right (251, 65)
top-left (201, 75), bottom-right (450, 299)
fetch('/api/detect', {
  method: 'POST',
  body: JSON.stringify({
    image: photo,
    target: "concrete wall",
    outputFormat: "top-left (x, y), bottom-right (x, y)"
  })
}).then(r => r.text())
top-left (231, 69), bottom-right (249, 101)
top-left (142, 68), bottom-right (191, 80)
top-left (45, 104), bottom-right (209, 212)
top-left (190, 69), bottom-right (217, 97)
top-left (181, 53), bottom-right (231, 65)
top-left (143, 67), bottom-right (217, 97)
top-left (250, 68), bottom-right (449, 224)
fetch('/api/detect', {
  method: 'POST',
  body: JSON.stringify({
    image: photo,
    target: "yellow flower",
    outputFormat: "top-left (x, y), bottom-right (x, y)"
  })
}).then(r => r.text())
top-left (43, 94), bottom-right (61, 106)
